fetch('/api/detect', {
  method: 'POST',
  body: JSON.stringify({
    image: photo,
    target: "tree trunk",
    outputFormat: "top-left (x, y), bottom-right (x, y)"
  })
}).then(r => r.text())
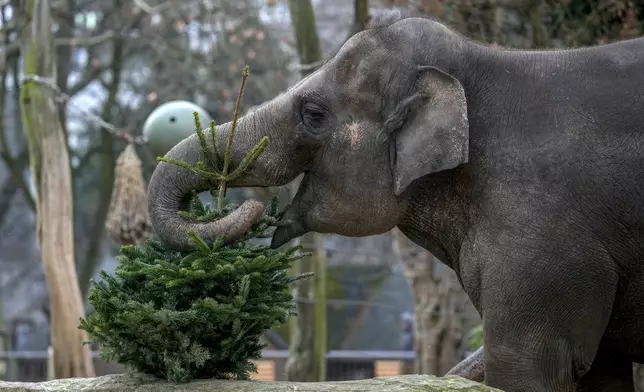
top-left (528, 0), bottom-right (549, 48)
top-left (285, 222), bottom-right (327, 382)
top-left (285, 0), bottom-right (327, 382)
top-left (288, 0), bottom-right (322, 77)
top-left (348, 0), bottom-right (370, 38)
top-left (17, 0), bottom-right (95, 379)
top-left (391, 228), bottom-right (470, 376)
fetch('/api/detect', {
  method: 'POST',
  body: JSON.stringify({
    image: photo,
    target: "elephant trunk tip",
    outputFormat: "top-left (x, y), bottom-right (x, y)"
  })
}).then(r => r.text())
top-left (207, 198), bottom-right (267, 243)
top-left (153, 199), bottom-right (266, 253)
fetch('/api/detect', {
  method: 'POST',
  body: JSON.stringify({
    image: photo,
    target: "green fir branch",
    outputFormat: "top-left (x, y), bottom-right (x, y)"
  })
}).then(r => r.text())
top-left (208, 120), bottom-right (221, 171)
top-left (225, 136), bottom-right (269, 182)
top-left (156, 157), bottom-right (224, 182)
top-left (193, 112), bottom-right (218, 172)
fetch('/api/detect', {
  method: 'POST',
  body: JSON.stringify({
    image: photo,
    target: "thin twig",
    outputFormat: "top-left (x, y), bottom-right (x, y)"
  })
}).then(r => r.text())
top-left (132, 0), bottom-right (182, 15)
top-left (20, 74), bottom-right (144, 145)
top-left (290, 59), bottom-right (324, 72)
top-left (218, 66), bottom-right (250, 208)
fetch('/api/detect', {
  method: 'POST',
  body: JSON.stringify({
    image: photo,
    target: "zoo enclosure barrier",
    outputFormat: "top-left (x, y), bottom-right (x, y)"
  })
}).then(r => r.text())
top-left (0, 349), bottom-right (427, 382)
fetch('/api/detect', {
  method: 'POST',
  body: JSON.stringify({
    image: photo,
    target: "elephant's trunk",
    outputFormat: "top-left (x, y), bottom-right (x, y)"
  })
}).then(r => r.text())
top-left (147, 118), bottom-right (266, 252)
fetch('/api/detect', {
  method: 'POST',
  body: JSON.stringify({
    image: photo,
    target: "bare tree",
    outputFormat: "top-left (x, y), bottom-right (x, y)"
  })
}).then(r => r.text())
top-left (17, 0), bottom-right (95, 378)
top-left (348, 0), bottom-right (370, 38)
top-left (283, 0), bottom-right (328, 382)
top-left (391, 228), bottom-right (474, 376)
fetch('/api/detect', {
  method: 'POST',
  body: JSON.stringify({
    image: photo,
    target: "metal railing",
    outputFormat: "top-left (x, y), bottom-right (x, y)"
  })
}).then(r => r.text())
top-left (0, 349), bottom-right (416, 360)
top-left (0, 349), bottom-right (419, 382)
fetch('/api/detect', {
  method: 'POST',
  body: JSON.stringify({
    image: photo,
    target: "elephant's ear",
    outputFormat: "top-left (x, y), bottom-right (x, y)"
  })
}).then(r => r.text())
top-left (387, 66), bottom-right (469, 196)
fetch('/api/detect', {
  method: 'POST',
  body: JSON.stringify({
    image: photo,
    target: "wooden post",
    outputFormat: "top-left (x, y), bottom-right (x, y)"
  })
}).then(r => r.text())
top-left (17, 0), bottom-right (95, 378)
top-left (47, 346), bottom-right (54, 381)
top-left (313, 232), bottom-right (327, 382)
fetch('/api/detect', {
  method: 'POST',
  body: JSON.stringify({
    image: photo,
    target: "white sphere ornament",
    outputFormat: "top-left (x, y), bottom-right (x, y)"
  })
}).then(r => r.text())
top-left (142, 100), bottom-right (213, 159)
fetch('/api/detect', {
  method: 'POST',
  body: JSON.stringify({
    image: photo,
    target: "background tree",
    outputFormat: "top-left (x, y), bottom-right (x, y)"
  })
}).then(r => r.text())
top-left (284, 0), bottom-right (328, 383)
top-left (17, 0), bottom-right (95, 378)
top-left (392, 229), bottom-right (475, 375)
top-left (349, 0), bottom-right (371, 38)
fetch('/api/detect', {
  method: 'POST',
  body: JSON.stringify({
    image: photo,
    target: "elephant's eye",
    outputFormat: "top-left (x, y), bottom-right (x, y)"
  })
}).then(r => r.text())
top-left (301, 101), bottom-right (326, 130)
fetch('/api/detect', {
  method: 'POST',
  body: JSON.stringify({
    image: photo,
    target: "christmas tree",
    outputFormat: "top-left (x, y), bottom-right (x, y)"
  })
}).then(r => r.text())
top-left (79, 67), bottom-right (310, 383)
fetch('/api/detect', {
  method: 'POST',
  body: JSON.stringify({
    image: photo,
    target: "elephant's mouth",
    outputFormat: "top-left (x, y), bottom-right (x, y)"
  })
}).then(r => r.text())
top-left (269, 180), bottom-right (311, 248)
top-left (270, 219), bottom-right (308, 249)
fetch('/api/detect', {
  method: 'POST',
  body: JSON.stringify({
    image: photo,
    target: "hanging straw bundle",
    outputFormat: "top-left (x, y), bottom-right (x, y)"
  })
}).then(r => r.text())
top-left (105, 144), bottom-right (152, 245)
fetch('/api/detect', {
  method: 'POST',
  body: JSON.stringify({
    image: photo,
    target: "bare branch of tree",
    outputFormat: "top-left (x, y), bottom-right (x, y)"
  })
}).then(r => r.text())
top-left (78, 33), bottom-right (126, 300)
top-left (132, 0), bottom-right (191, 15)
top-left (0, 146), bottom-right (31, 224)
top-left (71, 144), bottom-right (104, 179)
top-left (1, 33), bottom-right (123, 66)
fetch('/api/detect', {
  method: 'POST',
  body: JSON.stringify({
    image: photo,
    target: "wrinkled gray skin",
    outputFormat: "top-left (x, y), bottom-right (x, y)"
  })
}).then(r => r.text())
top-left (147, 9), bottom-right (644, 392)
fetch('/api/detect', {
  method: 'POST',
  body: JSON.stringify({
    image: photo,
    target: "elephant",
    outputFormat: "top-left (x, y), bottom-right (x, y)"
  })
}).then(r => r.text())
top-left (146, 8), bottom-right (644, 392)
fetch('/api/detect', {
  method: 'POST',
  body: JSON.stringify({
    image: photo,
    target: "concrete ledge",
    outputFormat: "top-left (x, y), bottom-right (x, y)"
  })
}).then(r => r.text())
top-left (0, 373), bottom-right (502, 391)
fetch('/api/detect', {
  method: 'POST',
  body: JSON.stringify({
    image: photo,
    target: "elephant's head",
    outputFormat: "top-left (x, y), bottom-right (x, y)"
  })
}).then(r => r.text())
top-left (147, 11), bottom-right (470, 251)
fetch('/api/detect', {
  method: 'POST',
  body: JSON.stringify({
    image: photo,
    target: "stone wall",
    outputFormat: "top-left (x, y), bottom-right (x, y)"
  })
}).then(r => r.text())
top-left (0, 373), bottom-right (502, 392)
